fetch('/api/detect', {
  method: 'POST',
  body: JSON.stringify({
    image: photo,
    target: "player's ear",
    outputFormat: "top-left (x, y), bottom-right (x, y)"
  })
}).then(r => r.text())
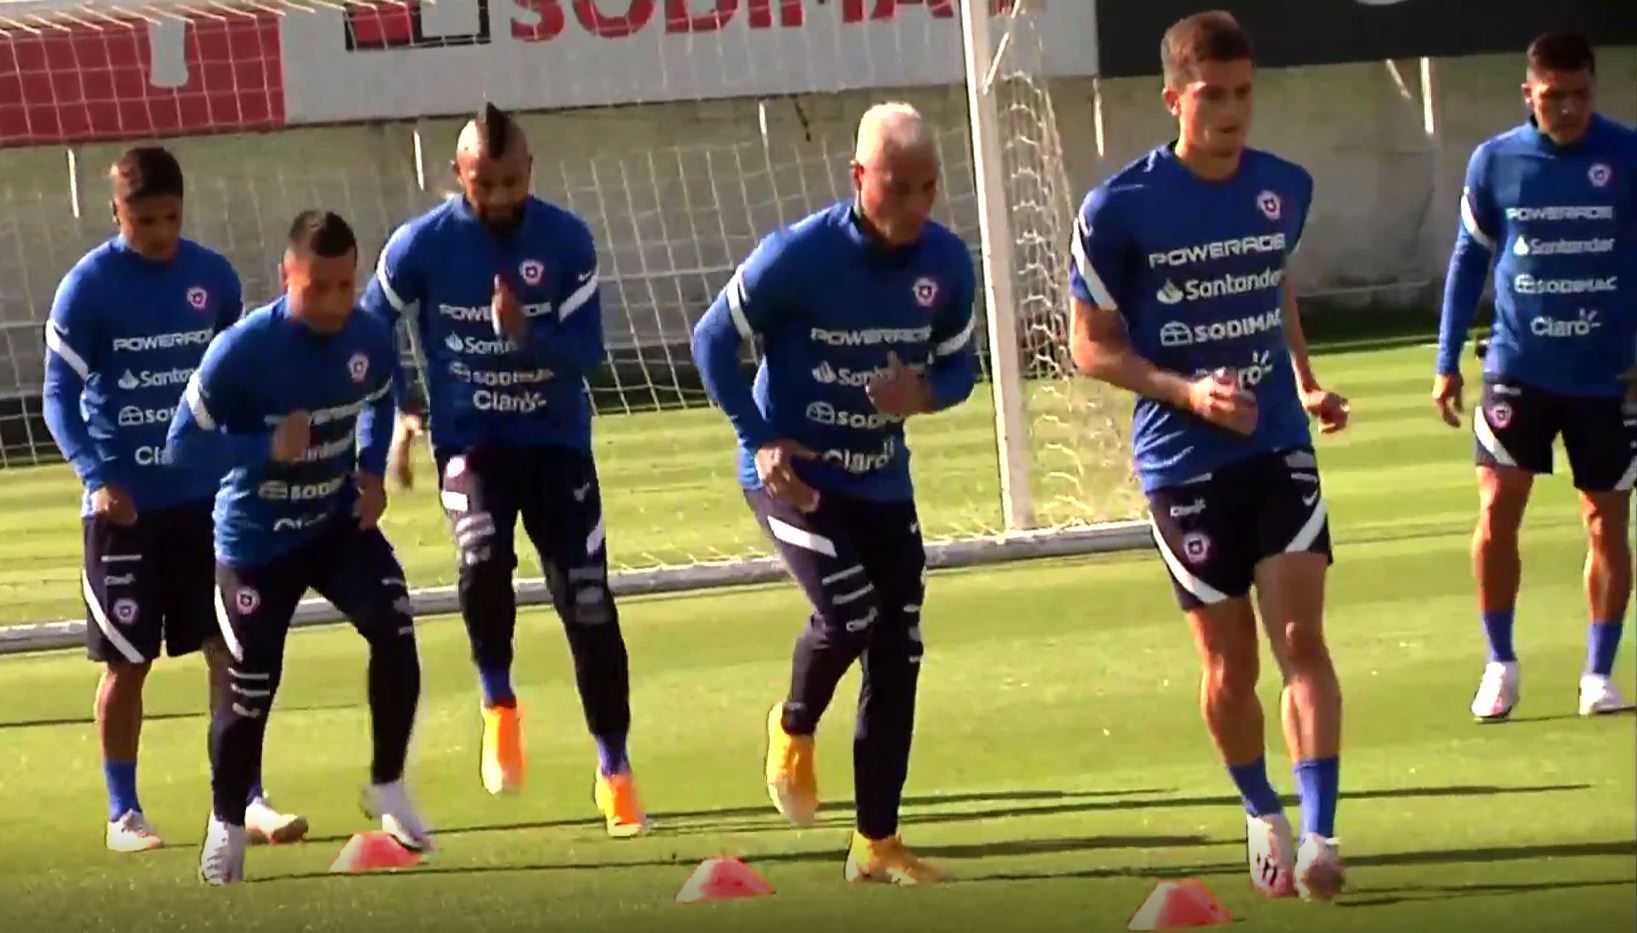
top-left (1162, 84), bottom-right (1182, 118)
top-left (277, 254), bottom-right (290, 291)
top-left (849, 160), bottom-right (864, 193)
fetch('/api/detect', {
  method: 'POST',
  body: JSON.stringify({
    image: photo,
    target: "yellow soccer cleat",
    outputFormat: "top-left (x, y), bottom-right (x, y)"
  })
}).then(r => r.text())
top-left (764, 703), bottom-right (819, 826)
top-left (843, 831), bottom-right (945, 886)
top-left (593, 767), bottom-right (648, 838)
top-left (480, 702), bottom-right (525, 796)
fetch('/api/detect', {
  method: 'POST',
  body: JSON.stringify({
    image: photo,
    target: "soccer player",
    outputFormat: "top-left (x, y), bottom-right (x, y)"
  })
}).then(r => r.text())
top-left (42, 146), bottom-right (306, 853)
top-left (691, 102), bottom-right (978, 885)
top-left (1066, 12), bottom-right (1350, 901)
top-left (1436, 32), bottom-right (1636, 721)
top-left (168, 210), bottom-right (429, 885)
top-left (363, 104), bottom-right (643, 837)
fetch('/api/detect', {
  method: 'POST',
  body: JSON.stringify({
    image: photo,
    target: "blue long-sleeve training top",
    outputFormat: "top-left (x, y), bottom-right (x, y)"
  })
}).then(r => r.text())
top-left (1069, 144), bottom-right (1316, 493)
top-left (43, 236), bottom-right (242, 513)
top-left (361, 195), bottom-right (605, 455)
top-left (166, 297), bottom-right (398, 567)
top-left (690, 201), bottom-right (978, 503)
top-left (1438, 114), bottom-right (1636, 397)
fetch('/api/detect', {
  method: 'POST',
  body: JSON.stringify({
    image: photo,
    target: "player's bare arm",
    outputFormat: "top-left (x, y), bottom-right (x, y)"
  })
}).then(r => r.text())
top-left (755, 440), bottom-right (820, 513)
top-left (1280, 282), bottom-right (1349, 433)
top-left (90, 484), bottom-right (138, 526)
top-left (1070, 297), bottom-right (1259, 436)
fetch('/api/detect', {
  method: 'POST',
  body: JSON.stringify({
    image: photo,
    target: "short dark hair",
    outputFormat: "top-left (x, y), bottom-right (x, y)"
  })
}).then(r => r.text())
top-left (286, 210), bottom-right (357, 259)
top-left (110, 146), bottom-right (184, 203)
top-left (1161, 11), bottom-right (1253, 88)
top-left (474, 101), bottom-right (516, 158)
top-left (1528, 31), bottom-right (1595, 75)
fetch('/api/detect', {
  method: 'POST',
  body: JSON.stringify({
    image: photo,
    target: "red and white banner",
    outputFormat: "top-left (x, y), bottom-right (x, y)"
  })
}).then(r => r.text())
top-left (0, 0), bottom-right (1096, 146)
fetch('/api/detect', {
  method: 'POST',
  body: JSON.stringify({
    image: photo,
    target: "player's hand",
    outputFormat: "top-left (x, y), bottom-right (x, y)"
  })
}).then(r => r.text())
top-left (1432, 372), bottom-right (1464, 428)
top-left (492, 275), bottom-right (528, 343)
top-left (1301, 385), bottom-right (1351, 434)
top-left (91, 483), bottom-right (137, 527)
top-left (354, 471), bottom-right (387, 530)
top-left (271, 411), bottom-right (311, 463)
top-left (388, 412), bottom-right (423, 489)
top-left (866, 351), bottom-right (932, 418)
top-left (755, 439), bottom-right (820, 513)
top-left (1187, 368), bottom-right (1258, 436)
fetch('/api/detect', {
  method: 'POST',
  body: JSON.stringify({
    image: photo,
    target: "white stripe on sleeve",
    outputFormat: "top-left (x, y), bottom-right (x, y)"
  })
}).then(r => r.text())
top-left (45, 321), bottom-right (90, 379)
top-left (1072, 214), bottom-right (1117, 308)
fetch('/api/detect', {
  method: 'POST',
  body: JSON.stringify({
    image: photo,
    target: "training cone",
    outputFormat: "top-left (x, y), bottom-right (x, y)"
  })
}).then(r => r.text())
top-left (675, 856), bottom-right (775, 904)
top-left (328, 830), bottom-right (424, 874)
top-left (1127, 879), bottom-right (1232, 931)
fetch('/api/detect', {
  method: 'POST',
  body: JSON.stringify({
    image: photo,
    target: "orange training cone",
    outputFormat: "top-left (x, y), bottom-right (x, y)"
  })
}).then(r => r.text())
top-left (1127, 879), bottom-right (1232, 930)
top-left (329, 830), bottom-right (424, 873)
top-left (675, 856), bottom-right (776, 904)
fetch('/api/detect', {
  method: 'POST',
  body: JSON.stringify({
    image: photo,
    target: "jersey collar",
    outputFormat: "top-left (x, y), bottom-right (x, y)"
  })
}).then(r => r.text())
top-left (844, 201), bottom-right (924, 263)
top-left (1522, 113), bottom-right (1607, 153)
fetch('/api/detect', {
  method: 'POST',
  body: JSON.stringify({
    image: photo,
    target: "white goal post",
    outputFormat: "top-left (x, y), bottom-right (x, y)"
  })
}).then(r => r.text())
top-left (0, 0), bottom-right (1148, 650)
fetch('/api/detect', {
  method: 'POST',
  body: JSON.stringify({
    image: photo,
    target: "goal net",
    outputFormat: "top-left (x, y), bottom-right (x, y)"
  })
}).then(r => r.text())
top-left (0, 0), bottom-right (1145, 635)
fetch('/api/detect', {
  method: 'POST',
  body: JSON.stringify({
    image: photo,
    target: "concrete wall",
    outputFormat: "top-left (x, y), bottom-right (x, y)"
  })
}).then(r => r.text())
top-left (1, 49), bottom-right (1632, 399)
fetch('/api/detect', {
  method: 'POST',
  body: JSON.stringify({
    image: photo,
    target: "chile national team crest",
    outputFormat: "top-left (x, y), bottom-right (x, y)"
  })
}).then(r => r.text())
top-left (235, 587), bottom-right (260, 614)
top-left (1488, 400), bottom-right (1513, 430)
top-left (186, 286), bottom-right (209, 311)
top-left (112, 598), bottom-right (139, 624)
top-left (1256, 190), bottom-right (1282, 221)
top-left (347, 351), bottom-right (369, 383)
top-left (519, 259), bottom-right (545, 287)
top-left (1181, 531), bottom-right (1212, 565)
top-left (1589, 163), bottom-right (1612, 188)
top-left (913, 276), bottom-right (939, 308)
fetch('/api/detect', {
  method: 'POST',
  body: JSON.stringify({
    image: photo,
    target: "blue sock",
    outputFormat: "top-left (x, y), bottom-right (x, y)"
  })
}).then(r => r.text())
top-left (1293, 757), bottom-right (1340, 838)
top-left (1482, 609), bottom-right (1517, 663)
top-left (104, 760), bottom-right (140, 821)
top-left (1587, 620), bottom-right (1624, 677)
top-left (595, 732), bottom-right (628, 776)
top-left (478, 663), bottom-right (515, 707)
top-left (1227, 755), bottom-right (1283, 817)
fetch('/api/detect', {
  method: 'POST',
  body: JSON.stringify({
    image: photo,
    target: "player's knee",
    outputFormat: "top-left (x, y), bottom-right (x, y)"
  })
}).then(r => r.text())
top-left (1582, 495), bottom-right (1631, 555)
top-left (453, 511), bottom-right (506, 571)
top-left (1201, 650), bottom-right (1258, 699)
top-left (1280, 620), bottom-right (1332, 671)
top-left (103, 659), bottom-right (152, 690)
top-left (221, 665), bottom-right (278, 722)
top-left (561, 566), bottom-right (616, 628)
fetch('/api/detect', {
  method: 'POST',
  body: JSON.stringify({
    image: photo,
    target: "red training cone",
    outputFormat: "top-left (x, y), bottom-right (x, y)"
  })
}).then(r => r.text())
top-left (329, 830), bottom-right (424, 874)
top-left (675, 856), bottom-right (776, 904)
top-left (1128, 879), bottom-right (1232, 931)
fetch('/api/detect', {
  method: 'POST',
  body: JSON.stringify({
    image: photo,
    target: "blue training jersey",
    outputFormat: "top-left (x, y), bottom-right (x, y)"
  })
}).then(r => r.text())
top-left (1071, 144), bottom-right (1314, 493)
top-left (42, 236), bottom-right (242, 514)
top-left (690, 201), bottom-right (978, 503)
top-left (361, 195), bottom-right (605, 454)
top-left (1438, 115), bottom-right (1637, 397)
top-left (166, 297), bottom-right (398, 567)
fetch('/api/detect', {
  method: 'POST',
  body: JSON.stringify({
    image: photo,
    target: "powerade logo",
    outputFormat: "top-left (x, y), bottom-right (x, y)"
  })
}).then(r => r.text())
top-left (111, 329), bottom-right (212, 353)
top-left (1505, 205), bottom-right (1615, 222)
top-left (1147, 234), bottom-right (1286, 268)
top-left (1157, 268), bottom-right (1283, 305)
top-left (1159, 308), bottom-right (1282, 348)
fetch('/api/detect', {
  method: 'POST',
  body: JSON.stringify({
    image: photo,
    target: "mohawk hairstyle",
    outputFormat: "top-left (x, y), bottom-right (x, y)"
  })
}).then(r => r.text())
top-left (287, 209), bottom-right (357, 259)
top-left (109, 146), bottom-right (184, 203)
top-left (475, 101), bottom-right (516, 158)
top-left (1527, 31), bottom-right (1595, 76)
top-left (1160, 10), bottom-right (1253, 89)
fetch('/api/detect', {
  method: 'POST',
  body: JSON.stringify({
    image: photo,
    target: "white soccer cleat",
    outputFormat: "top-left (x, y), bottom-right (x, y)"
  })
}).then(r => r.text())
top-left (106, 809), bottom-right (164, 853)
top-left (1471, 660), bottom-right (1520, 721)
top-left (1294, 833), bottom-right (1345, 901)
top-left (198, 815), bottom-right (247, 886)
top-left (363, 780), bottom-right (433, 853)
top-left (245, 795), bottom-right (310, 845)
top-left (1578, 675), bottom-right (1634, 716)
top-left (1244, 812), bottom-right (1296, 898)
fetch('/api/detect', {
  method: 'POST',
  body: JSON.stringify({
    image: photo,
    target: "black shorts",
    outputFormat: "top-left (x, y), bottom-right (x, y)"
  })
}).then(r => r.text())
top-left (212, 520), bottom-right (412, 671)
top-left (1147, 448), bottom-right (1334, 611)
top-left (82, 500), bottom-right (214, 664)
top-left (1475, 377), bottom-right (1637, 493)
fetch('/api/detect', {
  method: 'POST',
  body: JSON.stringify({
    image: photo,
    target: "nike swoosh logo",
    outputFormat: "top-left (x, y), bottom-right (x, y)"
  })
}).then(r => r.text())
top-left (572, 483), bottom-right (592, 502)
top-left (577, 270), bottom-right (595, 283)
top-left (1302, 492), bottom-right (1320, 507)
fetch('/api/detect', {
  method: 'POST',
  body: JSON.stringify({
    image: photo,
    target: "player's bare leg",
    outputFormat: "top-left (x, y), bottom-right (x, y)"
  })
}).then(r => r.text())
top-left (1471, 465), bottom-right (1533, 720)
top-left (98, 658), bottom-right (162, 852)
top-left (1187, 598), bottom-right (1295, 898)
top-left (203, 637), bottom-right (309, 844)
top-left (1577, 489), bottom-right (1633, 715)
top-left (1256, 551), bottom-right (1345, 901)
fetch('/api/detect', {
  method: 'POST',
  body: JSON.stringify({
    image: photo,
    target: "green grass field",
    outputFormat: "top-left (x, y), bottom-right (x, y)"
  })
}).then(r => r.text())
top-left (0, 344), bottom-right (1631, 933)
